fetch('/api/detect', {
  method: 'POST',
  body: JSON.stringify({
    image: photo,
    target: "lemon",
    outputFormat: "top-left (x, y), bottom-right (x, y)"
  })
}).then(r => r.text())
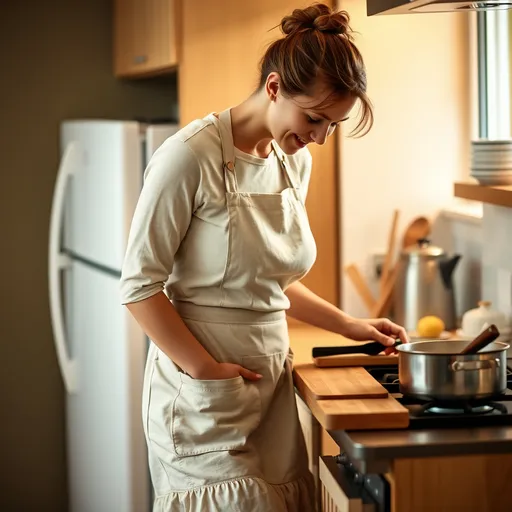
top-left (417, 315), bottom-right (445, 338)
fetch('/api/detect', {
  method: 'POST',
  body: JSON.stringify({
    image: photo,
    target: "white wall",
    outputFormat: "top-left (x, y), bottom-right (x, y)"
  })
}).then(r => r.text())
top-left (338, 1), bottom-right (471, 318)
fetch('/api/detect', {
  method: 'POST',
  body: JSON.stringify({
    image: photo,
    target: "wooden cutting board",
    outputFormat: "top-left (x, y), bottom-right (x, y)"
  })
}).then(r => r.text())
top-left (314, 354), bottom-right (399, 368)
top-left (293, 363), bottom-right (409, 431)
top-left (310, 396), bottom-right (410, 431)
top-left (294, 365), bottom-right (389, 400)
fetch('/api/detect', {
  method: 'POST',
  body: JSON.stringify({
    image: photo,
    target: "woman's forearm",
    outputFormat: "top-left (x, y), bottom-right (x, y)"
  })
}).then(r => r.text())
top-left (285, 281), bottom-right (349, 334)
top-left (285, 281), bottom-right (408, 347)
top-left (125, 292), bottom-right (217, 378)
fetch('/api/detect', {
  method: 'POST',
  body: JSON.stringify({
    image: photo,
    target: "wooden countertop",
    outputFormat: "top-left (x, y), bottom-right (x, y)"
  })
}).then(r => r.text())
top-left (287, 318), bottom-right (354, 366)
top-left (288, 319), bottom-right (410, 431)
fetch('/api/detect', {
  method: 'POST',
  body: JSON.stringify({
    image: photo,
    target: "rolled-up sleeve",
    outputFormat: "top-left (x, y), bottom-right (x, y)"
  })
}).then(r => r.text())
top-left (120, 138), bottom-right (202, 304)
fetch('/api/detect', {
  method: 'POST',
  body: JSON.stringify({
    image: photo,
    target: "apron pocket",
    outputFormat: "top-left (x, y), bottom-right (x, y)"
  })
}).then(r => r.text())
top-left (172, 373), bottom-right (261, 457)
top-left (241, 351), bottom-right (288, 418)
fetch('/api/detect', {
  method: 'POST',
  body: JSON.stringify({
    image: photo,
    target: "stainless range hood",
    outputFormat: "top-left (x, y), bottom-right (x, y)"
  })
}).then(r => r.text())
top-left (367, 1), bottom-right (512, 15)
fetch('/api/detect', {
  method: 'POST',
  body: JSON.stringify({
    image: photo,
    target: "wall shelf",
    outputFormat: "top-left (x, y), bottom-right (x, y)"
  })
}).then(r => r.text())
top-left (454, 182), bottom-right (512, 208)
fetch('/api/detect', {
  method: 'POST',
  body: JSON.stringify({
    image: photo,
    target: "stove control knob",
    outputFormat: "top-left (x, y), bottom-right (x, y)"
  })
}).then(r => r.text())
top-left (335, 453), bottom-right (349, 466)
top-left (353, 471), bottom-right (364, 485)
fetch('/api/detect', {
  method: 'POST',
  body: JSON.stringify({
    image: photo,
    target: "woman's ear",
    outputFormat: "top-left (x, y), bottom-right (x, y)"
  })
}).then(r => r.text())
top-left (265, 72), bottom-right (281, 102)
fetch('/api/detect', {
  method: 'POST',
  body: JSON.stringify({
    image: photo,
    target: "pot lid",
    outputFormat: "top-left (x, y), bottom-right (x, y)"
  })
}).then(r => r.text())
top-left (402, 238), bottom-right (445, 257)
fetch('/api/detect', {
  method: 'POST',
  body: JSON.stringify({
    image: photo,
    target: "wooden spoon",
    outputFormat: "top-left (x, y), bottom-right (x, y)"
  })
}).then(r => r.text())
top-left (380, 209), bottom-right (400, 295)
top-left (372, 213), bottom-right (429, 319)
top-left (459, 324), bottom-right (501, 355)
top-left (402, 216), bottom-right (431, 248)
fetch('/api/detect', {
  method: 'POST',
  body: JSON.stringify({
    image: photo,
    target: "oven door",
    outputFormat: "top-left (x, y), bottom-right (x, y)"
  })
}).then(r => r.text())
top-left (320, 456), bottom-right (385, 512)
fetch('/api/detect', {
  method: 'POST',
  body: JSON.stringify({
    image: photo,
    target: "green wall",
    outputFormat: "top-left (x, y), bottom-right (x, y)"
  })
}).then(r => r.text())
top-left (0, 1), bottom-right (177, 510)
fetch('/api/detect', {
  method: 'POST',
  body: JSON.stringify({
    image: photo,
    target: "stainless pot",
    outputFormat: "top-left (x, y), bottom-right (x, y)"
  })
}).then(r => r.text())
top-left (397, 340), bottom-right (510, 402)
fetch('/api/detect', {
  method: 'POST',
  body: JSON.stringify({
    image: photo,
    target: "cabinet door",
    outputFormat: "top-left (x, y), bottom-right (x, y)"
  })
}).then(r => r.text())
top-left (114, 0), bottom-right (178, 77)
top-left (144, 0), bottom-right (178, 73)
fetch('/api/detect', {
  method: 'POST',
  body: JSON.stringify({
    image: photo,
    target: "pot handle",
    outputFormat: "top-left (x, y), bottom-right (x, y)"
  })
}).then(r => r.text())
top-left (451, 359), bottom-right (501, 372)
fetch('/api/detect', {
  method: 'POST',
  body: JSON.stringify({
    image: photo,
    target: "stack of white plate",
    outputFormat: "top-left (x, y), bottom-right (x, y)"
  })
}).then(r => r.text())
top-left (471, 140), bottom-right (512, 185)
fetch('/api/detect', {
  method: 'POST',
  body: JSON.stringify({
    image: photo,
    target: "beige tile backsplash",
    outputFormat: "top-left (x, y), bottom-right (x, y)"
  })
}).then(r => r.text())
top-left (443, 204), bottom-right (512, 327)
top-left (481, 205), bottom-right (512, 324)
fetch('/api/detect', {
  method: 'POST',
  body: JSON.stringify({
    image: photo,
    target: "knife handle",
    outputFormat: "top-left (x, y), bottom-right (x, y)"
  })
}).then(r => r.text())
top-left (312, 341), bottom-right (384, 359)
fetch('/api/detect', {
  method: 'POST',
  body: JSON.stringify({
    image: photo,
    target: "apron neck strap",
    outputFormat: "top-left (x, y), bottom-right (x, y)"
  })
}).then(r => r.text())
top-left (214, 109), bottom-right (298, 192)
top-left (216, 109), bottom-right (239, 193)
top-left (270, 141), bottom-right (297, 190)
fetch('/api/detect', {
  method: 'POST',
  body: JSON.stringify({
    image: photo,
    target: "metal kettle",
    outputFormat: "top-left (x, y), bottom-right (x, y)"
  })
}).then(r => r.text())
top-left (393, 239), bottom-right (461, 331)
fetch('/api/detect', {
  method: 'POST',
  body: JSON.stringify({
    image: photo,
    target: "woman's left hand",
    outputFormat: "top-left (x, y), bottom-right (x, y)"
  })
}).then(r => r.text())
top-left (341, 317), bottom-right (409, 354)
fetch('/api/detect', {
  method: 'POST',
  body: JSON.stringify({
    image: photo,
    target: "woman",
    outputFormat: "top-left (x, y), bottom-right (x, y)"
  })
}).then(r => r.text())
top-left (120, 3), bottom-right (408, 511)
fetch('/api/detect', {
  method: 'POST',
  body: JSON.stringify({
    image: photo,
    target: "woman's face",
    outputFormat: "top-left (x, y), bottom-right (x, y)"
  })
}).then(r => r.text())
top-left (266, 74), bottom-right (357, 155)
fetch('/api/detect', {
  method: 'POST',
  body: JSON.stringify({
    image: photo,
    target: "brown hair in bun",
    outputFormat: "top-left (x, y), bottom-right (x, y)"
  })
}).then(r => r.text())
top-left (259, 3), bottom-right (373, 136)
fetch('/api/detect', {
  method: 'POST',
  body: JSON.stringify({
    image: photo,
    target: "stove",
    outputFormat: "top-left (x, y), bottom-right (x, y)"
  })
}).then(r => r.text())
top-left (320, 365), bottom-right (512, 511)
top-left (366, 365), bottom-right (512, 429)
top-left (322, 453), bottom-right (389, 511)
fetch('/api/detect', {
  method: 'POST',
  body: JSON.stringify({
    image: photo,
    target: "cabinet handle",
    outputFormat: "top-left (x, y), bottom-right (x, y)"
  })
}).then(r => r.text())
top-left (133, 55), bottom-right (147, 64)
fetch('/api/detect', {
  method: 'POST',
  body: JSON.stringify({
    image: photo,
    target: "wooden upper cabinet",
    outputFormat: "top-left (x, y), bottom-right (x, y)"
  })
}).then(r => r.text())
top-left (114, 0), bottom-right (178, 78)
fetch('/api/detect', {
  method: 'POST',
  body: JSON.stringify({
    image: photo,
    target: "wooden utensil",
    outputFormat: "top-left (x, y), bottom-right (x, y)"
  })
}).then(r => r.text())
top-left (380, 209), bottom-right (400, 295)
top-left (372, 209), bottom-right (401, 319)
top-left (372, 264), bottom-right (398, 317)
top-left (459, 324), bottom-right (500, 355)
top-left (372, 214), bottom-right (431, 319)
top-left (402, 216), bottom-right (431, 248)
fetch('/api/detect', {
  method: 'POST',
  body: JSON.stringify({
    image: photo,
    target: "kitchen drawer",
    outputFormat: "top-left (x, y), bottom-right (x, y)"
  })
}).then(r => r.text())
top-left (319, 457), bottom-right (377, 512)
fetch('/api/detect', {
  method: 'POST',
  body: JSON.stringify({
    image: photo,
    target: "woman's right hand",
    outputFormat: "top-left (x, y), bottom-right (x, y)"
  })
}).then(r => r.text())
top-left (190, 361), bottom-right (262, 381)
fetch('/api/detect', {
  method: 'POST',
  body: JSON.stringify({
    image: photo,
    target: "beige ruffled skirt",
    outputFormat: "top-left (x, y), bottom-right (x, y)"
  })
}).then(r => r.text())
top-left (142, 306), bottom-right (316, 512)
top-left (153, 475), bottom-right (315, 512)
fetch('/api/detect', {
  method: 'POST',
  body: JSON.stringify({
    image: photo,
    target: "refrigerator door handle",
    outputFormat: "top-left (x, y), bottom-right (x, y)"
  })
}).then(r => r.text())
top-left (49, 142), bottom-right (79, 394)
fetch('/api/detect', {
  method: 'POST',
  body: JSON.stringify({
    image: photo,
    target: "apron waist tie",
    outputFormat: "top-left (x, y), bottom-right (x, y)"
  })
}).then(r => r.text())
top-left (173, 301), bottom-right (286, 325)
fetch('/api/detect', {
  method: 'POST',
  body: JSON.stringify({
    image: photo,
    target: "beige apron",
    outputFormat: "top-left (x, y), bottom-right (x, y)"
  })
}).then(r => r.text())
top-left (142, 109), bottom-right (317, 511)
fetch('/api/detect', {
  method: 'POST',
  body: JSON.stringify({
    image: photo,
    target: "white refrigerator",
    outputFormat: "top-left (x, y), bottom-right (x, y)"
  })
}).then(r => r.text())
top-left (48, 119), bottom-right (179, 512)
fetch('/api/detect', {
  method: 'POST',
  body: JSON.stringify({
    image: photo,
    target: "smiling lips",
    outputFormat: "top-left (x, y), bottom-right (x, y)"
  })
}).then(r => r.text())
top-left (294, 134), bottom-right (309, 148)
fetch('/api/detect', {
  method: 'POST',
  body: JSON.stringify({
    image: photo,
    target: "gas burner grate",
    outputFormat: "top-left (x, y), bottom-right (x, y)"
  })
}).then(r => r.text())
top-left (364, 364), bottom-right (512, 428)
top-left (414, 400), bottom-right (509, 416)
top-left (395, 395), bottom-right (512, 428)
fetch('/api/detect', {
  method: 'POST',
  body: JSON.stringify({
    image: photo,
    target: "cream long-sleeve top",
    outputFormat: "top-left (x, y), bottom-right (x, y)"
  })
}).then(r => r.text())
top-left (119, 112), bottom-right (313, 312)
